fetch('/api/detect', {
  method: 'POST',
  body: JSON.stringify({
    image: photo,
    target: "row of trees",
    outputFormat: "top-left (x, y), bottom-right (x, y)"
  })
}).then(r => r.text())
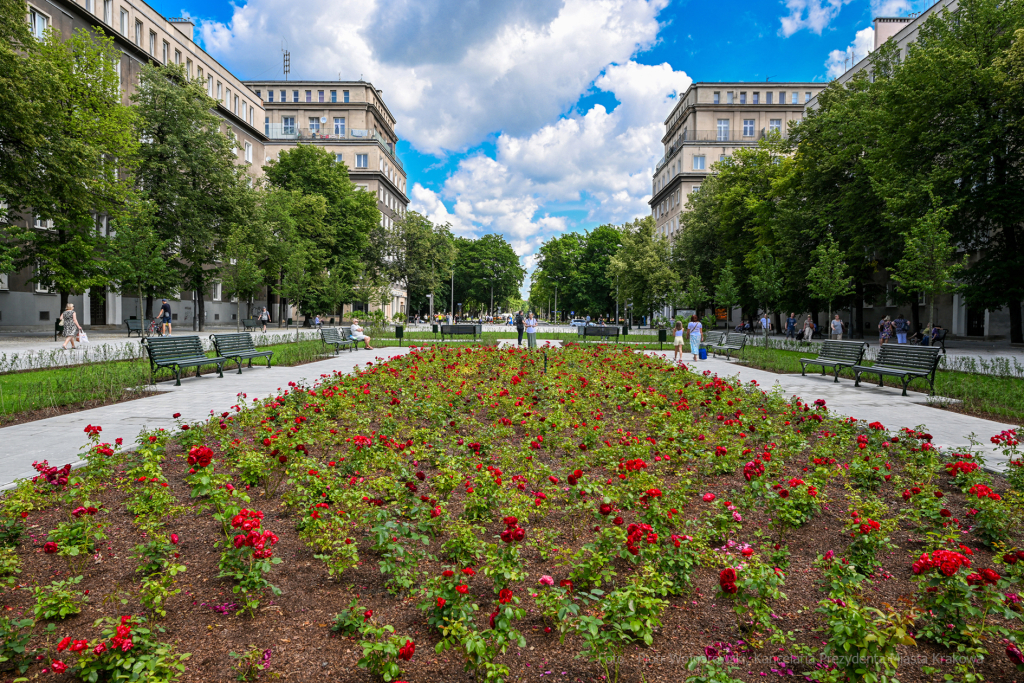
top-left (528, 0), bottom-right (1024, 338)
top-left (0, 2), bottom-right (525, 330)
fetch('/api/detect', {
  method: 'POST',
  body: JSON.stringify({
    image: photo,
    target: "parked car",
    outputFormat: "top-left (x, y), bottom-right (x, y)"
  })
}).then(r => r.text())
top-left (569, 319), bottom-right (588, 327)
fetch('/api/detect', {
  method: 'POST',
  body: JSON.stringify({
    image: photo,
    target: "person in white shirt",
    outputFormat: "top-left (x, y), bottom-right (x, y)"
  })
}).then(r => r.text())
top-left (525, 313), bottom-right (538, 348)
top-left (672, 320), bottom-right (685, 363)
top-left (349, 318), bottom-right (374, 350)
top-left (686, 315), bottom-right (704, 361)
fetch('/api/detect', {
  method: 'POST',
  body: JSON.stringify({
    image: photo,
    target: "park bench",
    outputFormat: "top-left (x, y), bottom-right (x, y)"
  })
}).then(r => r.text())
top-left (852, 345), bottom-right (941, 396)
top-left (799, 339), bottom-right (868, 383)
top-left (142, 335), bottom-right (225, 386)
top-left (124, 318), bottom-right (145, 338)
top-left (210, 333), bottom-right (273, 374)
top-left (577, 325), bottom-right (620, 343)
top-left (241, 318), bottom-right (259, 331)
top-left (712, 333), bottom-right (747, 359)
top-left (702, 330), bottom-right (727, 352)
top-left (440, 324), bottom-right (482, 342)
top-left (321, 326), bottom-right (356, 354)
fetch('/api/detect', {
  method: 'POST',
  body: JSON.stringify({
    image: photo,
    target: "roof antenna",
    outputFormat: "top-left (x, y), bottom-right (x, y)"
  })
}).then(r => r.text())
top-left (282, 40), bottom-right (290, 81)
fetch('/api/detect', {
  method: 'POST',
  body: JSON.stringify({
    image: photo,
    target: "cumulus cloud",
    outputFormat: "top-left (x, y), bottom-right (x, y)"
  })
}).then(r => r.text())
top-left (200, 0), bottom-right (668, 154)
top-left (825, 26), bottom-right (875, 78)
top-left (779, 0), bottom-right (852, 37)
top-left (871, 0), bottom-right (913, 16)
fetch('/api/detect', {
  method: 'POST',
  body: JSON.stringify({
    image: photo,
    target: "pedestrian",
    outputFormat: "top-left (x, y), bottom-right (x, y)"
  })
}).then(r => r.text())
top-left (349, 317), bottom-right (374, 350)
top-left (687, 314), bottom-right (704, 362)
top-left (314, 314), bottom-right (322, 328)
top-left (157, 298), bottom-right (172, 335)
top-left (799, 316), bottom-right (814, 342)
top-left (525, 312), bottom-right (538, 348)
top-left (893, 313), bottom-right (909, 344)
top-left (917, 321), bottom-right (933, 346)
top-left (878, 316), bottom-right (892, 345)
top-left (672, 320), bottom-right (685, 364)
top-left (514, 310), bottom-right (525, 346)
top-left (759, 312), bottom-right (771, 335)
top-left (59, 303), bottom-right (83, 350)
top-left (830, 314), bottom-right (843, 340)
top-left (259, 307), bottom-right (271, 333)
top-left (786, 312), bottom-right (796, 339)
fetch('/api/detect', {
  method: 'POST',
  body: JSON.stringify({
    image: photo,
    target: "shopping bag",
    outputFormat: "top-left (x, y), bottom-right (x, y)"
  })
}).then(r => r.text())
top-left (699, 348), bottom-right (707, 360)
top-left (78, 330), bottom-right (89, 344)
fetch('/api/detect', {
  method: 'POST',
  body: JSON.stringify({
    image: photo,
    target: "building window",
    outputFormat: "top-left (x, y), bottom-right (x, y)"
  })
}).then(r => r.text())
top-left (334, 117), bottom-right (345, 136)
top-left (278, 90), bottom-right (284, 102)
top-left (174, 49), bottom-right (181, 64)
top-left (335, 153), bottom-right (343, 163)
top-left (343, 90), bottom-right (350, 103)
top-left (113, 55), bottom-right (120, 89)
top-left (317, 90), bottom-right (324, 102)
top-left (264, 116), bottom-right (269, 136)
top-left (739, 92), bottom-right (747, 104)
top-left (769, 119), bottom-right (781, 133)
top-left (304, 90), bottom-right (311, 102)
top-left (716, 119), bottom-right (729, 141)
top-left (186, 59), bottom-right (192, 78)
top-left (267, 90), bottom-right (273, 102)
top-left (255, 90), bottom-right (261, 100)
top-left (713, 91), bottom-right (720, 104)
top-left (292, 90), bottom-right (298, 102)
top-left (692, 185), bottom-right (701, 193)
top-left (233, 94), bottom-right (238, 114)
top-left (791, 92), bottom-right (798, 104)
top-left (282, 116), bottom-right (295, 135)
top-left (148, 31), bottom-right (155, 55)
top-left (162, 40), bottom-right (168, 63)
top-left (693, 155), bottom-right (705, 170)
top-left (0, 273), bottom-right (7, 290)
top-left (118, 9), bottom-right (127, 35)
top-left (743, 119), bottom-right (754, 136)
top-left (28, 7), bottom-right (49, 39)
top-left (753, 92), bottom-right (759, 104)
top-left (207, 75), bottom-right (213, 97)
top-left (330, 90), bottom-right (337, 103)
top-left (355, 154), bottom-right (368, 168)
top-left (103, 0), bottom-right (111, 25)
top-left (805, 91), bottom-right (812, 103)
top-left (85, 0), bottom-right (93, 13)
top-left (726, 91), bottom-right (734, 104)
top-left (766, 92), bottom-right (773, 104)
top-left (244, 142), bottom-right (252, 163)
top-left (133, 19), bottom-right (141, 44)
top-left (212, 282), bottom-right (222, 301)
top-left (719, 154), bottom-right (726, 162)
top-left (309, 116), bottom-right (320, 133)
top-left (217, 82), bottom-right (222, 100)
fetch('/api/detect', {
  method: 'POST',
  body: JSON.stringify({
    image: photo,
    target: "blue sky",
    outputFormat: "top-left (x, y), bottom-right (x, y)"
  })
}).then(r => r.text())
top-left (149, 0), bottom-right (925, 293)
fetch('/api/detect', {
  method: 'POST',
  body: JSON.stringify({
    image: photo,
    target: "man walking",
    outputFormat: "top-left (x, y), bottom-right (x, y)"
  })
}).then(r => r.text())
top-left (157, 299), bottom-right (172, 336)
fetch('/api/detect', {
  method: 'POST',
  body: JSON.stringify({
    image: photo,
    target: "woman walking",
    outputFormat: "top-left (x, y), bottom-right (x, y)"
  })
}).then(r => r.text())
top-left (60, 303), bottom-right (83, 350)
top-left (686, 314), bottom-right (703, 362)
top-left (525, 312), bottom-right (538, 348)
top-left (799, 315), bottom-right (814, 342)
top-left (878, 316), bottom-right (892, 346)
top-left (259, 307), bottom-right (271, 333)
top-left (672, 320), bottom-right (685, 363)
top-left (350, 317), bottom-right (374, 350)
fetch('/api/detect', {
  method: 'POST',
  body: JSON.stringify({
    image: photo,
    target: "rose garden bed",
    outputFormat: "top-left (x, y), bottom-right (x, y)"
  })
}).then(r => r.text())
top-left (1, 344), bottom-right (1023, 683)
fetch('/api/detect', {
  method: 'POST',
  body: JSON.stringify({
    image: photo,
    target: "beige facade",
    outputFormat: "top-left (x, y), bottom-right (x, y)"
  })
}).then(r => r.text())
top-left (244, 80), bottom-right (409, 231)
top-left (650, 82), bottom-right (824, 240)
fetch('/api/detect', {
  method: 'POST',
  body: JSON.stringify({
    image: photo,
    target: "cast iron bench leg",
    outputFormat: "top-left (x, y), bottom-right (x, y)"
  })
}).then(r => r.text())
top-left (174, 367), bottom-right (182, 387)
top-left (217, 363), bottom-right (223, 379)
top-left (854, 371), bottom-right (862, 388)
top-left (833, 366), bottom-right (840, 383)
top-left (901, 376), bottom-right (910, 397)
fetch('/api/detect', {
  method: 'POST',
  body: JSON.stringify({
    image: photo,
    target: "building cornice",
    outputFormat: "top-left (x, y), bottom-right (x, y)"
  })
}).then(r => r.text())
top-left (649, 171), bottom-right (707, 206)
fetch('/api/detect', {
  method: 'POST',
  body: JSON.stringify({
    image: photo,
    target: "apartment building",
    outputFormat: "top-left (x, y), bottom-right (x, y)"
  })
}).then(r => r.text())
top-left (650, 82), bottom-right (824, 241)
top-left (3, 0), bottom-right (268, 329)
top-left (244, 80), bottom-right (409, 319)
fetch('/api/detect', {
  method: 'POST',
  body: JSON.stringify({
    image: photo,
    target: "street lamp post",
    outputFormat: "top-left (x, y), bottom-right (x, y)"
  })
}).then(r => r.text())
top-left (427, 293), bottom-right (433, 322)
top-left (450, 270), bottom-right (454, 322)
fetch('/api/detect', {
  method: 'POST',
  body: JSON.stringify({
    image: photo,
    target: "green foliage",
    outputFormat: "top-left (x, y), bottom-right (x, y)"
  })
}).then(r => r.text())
top-left (0, 615), bottom-right (37, 674)
top-left (0, 546), bottom-right (20, 584)
top-left (607, 216), bottom-right (674, 322)
top-left (356, 622), bottom-right (414, 682)
top-left (806, 234), bottom-right (854, 318)
top-left (31, 575), bottom-right (88, 620)
top-left (73, 615), bottom-right (190, 683)
top-left (229, 647), bottom-right (276, 681)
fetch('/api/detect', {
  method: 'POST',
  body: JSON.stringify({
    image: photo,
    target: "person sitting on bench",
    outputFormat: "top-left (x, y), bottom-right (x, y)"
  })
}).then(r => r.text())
top-left (350, 318), bottom-right (374, 350)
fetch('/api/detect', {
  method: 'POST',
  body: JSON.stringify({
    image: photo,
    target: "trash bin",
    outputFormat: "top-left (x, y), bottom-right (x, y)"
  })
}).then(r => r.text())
top-left (658, 328), bottom-right (666, 350)
top-left (395, 324), bottom-right (404, 346)
top-left (622, 324), bottom-right (629, 338)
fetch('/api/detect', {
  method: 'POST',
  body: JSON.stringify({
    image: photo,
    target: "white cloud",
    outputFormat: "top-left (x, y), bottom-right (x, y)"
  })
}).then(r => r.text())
top-left (779, 0), bottom-right (853, 37)
top-left (825, 26), bottom-right (875, 78)
top-left (871, 0), bottom-right (913, 16)
top-left (200, 0), bottom-right (669, 155)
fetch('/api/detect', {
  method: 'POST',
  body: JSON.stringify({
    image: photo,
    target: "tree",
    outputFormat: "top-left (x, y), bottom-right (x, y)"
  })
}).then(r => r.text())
top-left (806, 234), bottom-right (855, 323)
top-left (265, 144), bottom-right (379, 315)
top-left (2, 25), bottom-right (138, 311)
top-left (607, 216), bottom-right (673, 325)
top-left (890, 205), bottom-right (964, 328)
top-left (133, 63), bottom-right (248, 331)
top-left (106, 195), bottom-right (178, 334)
top-left (714, 263), bottom-right (741, 329)
top-left (748, 246), bottom-right (784, 346)
top-left (870, 0), bottom-right (1024, 341)
top-left (452, 235), bottom-right (524, 316)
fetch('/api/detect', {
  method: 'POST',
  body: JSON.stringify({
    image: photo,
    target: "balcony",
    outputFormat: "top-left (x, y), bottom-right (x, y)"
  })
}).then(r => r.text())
top-left (265, 125), bottom-right (403, 171)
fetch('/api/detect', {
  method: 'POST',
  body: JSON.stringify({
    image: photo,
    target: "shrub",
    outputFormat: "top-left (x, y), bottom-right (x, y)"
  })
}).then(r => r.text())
top-left (69, 615), bottom-right (190, 683)
top-left (31, 575), bottom-right (88, 620)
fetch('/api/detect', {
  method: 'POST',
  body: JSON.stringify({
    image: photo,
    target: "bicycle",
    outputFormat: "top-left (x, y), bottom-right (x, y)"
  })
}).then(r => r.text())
top-left (147, 319), bottom-right (165, 337)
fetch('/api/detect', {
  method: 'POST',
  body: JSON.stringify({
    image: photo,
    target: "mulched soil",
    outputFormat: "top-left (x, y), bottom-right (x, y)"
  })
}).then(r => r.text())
top-left (0, 392), bottom-right (157, 428)
top-left (2, 349), bottom-right (1022, 683)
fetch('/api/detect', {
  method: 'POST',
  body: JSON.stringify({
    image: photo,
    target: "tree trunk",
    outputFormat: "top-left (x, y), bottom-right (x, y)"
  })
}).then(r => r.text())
top-left (59, 291), bottom-right (70, 316)
top-left (196, 277), bottom-right (205, 333)
top-left (1011, 300), bottom-right (1023, 345)
top-left (138, 286), bottom-right (146, 338)
top-left (853, 281), bottom-right (864, 339)
top-left (911, 299), bottom-right (920, 336)
top-left (145, 294), bottom-right (153, 321)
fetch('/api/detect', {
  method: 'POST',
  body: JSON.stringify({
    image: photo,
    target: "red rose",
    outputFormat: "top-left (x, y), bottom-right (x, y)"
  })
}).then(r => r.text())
top-left (43, 541), bottom-right (58, 554)
top-left (57, 637), bottom-right (71, 652)
top-left (51, 660), bottom-right (68, 674)
top-left (397, 640), bottom-right (415, 661)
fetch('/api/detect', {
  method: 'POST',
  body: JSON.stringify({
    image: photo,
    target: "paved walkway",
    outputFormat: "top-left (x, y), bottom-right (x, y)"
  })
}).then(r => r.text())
top-left (646, 351), bottom-right (1015, 472)
top-left (0, 347), bottom-right (413, 488)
